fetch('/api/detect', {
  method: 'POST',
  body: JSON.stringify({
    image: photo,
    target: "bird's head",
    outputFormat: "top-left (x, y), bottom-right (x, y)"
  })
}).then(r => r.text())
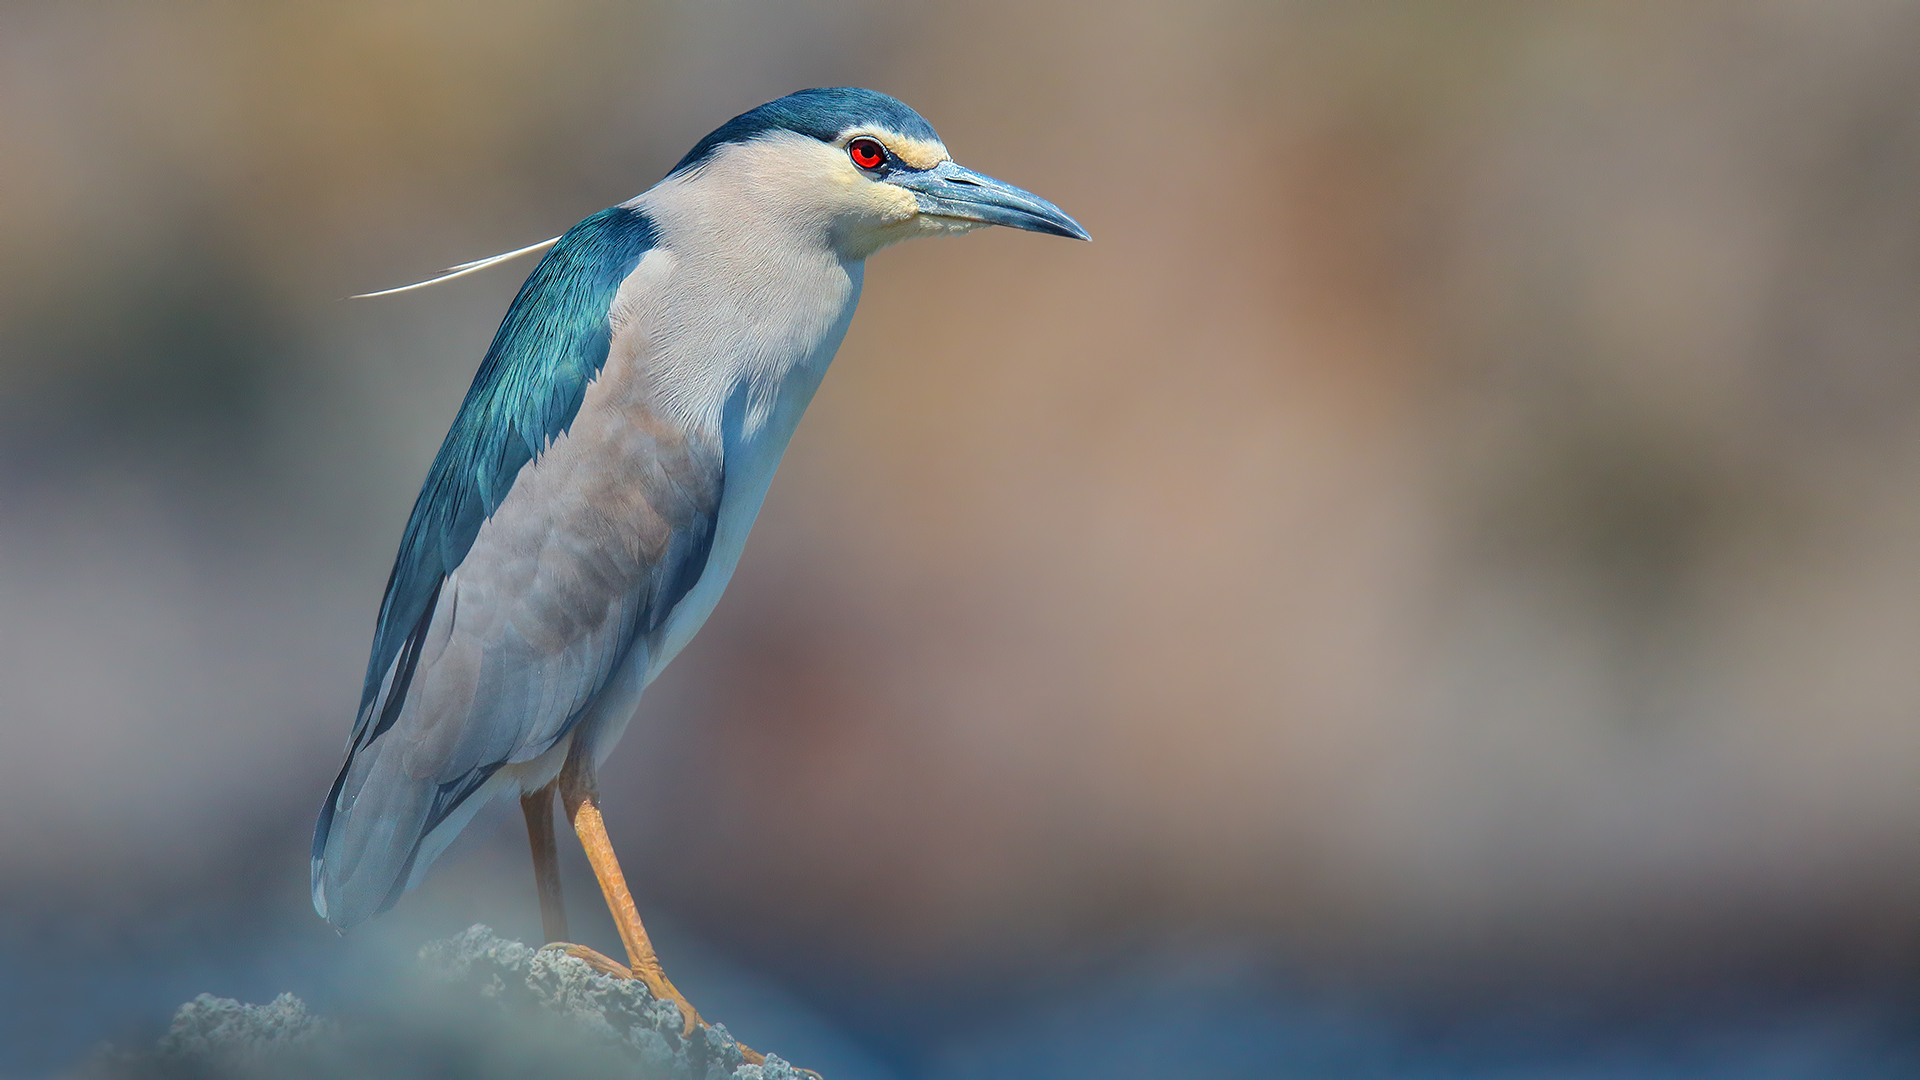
top-left (658, 87), bottom-right (1090, 261)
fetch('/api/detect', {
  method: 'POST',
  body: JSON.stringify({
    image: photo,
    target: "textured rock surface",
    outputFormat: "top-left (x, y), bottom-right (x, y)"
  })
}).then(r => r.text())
top-left (155, 993), bottom-right (336, 1061)
top-left (81, 926), bottom-right (806, 1080)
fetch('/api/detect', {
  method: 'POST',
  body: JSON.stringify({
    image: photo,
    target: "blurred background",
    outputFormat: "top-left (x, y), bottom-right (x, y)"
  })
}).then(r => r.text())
top-left (3, 0), bottom-right (1920, 1075)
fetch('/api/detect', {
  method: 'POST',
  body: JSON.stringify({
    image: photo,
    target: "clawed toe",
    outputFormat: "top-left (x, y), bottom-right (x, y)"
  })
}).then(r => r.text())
top-left (537, 941), bottom-right (708, 1040)
top-left (539, 941), bottom-right (633, 979)
top-left (535, 943), bottom-right (790, 1068)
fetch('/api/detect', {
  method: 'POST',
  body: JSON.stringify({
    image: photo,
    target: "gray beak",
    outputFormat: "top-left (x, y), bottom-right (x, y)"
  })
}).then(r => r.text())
top-left (889, 160), bottom-right (1091, 241)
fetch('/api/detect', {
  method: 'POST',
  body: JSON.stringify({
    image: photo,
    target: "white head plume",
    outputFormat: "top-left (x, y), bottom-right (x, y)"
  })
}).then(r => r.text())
top-left (351, 235), bottom-right (562, 299)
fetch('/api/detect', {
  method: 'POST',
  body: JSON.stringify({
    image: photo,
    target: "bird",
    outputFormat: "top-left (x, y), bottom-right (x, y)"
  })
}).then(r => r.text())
top-left (311, 87), bottom-right (1088, 1051)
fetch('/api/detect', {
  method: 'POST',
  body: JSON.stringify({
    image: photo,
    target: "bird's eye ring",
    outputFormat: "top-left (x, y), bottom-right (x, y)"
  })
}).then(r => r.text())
top-left (848, 137), bottom-right (887, 171)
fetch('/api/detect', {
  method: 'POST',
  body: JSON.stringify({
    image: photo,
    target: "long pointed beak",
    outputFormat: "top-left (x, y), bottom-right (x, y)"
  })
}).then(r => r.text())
top-left (889, 161), bottom-right (1091, 241)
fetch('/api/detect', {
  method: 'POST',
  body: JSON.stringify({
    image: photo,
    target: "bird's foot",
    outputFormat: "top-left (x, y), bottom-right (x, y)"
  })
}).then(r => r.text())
top-left (537, 942), bottom-right (782, 1067)
top-left (543, 941), bottom-right (633, 979)
top-left (540, 942), bottom-right (703, 1033)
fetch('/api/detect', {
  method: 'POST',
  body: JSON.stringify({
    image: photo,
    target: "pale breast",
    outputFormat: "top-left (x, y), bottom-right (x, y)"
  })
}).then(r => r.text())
top-left (391, 321), bottom-right (726, 780)
top-left (598, 228), bottom-right (868, 681)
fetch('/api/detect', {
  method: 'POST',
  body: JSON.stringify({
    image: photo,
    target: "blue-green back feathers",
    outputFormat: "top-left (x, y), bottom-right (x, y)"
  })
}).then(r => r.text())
top-left (353, 206), bottom-right (656, 744)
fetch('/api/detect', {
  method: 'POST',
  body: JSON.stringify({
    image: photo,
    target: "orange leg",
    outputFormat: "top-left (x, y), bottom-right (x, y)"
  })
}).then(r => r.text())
top-left (553, 756), bottom-right (767, 1064)
top-left (520, 781), bottom-right (568, 946)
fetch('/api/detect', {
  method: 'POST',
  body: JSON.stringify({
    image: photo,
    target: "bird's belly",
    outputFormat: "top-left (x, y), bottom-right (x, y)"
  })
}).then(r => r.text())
top-left (569, 251), bottom-right (862, 767)
top-left (558, 308), bottom-right (848, 775)
top-left (645, 349), bottom-right (836, 682)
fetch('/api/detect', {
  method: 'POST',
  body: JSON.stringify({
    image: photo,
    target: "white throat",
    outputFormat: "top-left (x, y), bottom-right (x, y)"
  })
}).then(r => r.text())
top-left (603, 135), bottom-right (877, 676)
top-left (617, 133), bottom-right (871, 441)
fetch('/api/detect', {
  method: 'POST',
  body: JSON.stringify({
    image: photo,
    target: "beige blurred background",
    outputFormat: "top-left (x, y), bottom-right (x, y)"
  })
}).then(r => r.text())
top-left (3, 0), bottom-right (1920, 1072)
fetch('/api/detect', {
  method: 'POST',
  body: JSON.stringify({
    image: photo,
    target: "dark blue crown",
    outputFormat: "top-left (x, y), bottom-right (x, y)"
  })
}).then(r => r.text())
top-left (669, 88), bottom-right (940, 176)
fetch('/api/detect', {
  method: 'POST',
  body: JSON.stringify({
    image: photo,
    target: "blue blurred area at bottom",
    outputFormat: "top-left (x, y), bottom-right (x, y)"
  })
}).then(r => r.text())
top-left (926, 952), bottom-right (1920, 1080)
top-left (11, 923), bottom-right (1919, 1080)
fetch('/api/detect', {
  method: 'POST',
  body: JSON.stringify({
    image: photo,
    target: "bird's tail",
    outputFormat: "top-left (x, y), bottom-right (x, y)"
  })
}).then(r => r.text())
top-left (310, 733), bottom-right (502, 928)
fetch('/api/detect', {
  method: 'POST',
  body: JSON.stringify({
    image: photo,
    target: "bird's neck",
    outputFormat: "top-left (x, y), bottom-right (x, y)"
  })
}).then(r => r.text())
top-left (610, 184), bottom-right (865, 443)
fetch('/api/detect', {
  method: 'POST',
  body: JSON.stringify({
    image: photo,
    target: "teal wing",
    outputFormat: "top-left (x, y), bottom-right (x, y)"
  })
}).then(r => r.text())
top-left (360, 208), bottom-right (657, 731)
top-left (312, 206), bottom-right (723, 926)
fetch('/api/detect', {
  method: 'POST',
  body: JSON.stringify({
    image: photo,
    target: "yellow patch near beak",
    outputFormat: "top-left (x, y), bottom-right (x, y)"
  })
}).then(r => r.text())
top-left (869, 181), bottom-right (921, 221)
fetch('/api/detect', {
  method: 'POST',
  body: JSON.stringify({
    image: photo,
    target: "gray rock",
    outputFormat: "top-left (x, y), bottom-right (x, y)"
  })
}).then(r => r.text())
top-left (81, 926), bottom-right (805, 1080)
top-left (156, 993), bottom-right (334, 1058)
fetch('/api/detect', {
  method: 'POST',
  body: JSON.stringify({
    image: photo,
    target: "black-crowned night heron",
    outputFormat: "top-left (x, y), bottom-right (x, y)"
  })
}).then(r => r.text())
top-left (311, 88), bottom-right (1087, 1052)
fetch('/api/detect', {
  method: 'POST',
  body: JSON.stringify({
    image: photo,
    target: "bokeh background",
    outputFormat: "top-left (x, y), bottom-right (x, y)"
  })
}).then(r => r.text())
top-left (4, 0), bottom-right (1920, 1075)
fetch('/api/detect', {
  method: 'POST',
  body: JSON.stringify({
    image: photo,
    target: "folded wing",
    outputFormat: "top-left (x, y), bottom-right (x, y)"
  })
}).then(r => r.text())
top-left (312, 207), bottom-right (723, 927)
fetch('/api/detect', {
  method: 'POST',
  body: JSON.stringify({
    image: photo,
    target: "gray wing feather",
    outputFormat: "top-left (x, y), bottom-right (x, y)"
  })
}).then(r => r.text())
top-left (316, 386), bottom-right (723, 927)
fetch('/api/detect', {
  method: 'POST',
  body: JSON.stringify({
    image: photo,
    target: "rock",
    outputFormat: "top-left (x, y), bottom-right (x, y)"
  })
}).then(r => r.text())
top-left (157, 993), bottom-right (334, 1058)
top-left (79, 926), bottom-right (805, 1080)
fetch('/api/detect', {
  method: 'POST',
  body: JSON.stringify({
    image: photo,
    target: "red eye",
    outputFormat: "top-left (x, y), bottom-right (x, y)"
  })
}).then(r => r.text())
top-left (848, 137), bottom-right (887, 170)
